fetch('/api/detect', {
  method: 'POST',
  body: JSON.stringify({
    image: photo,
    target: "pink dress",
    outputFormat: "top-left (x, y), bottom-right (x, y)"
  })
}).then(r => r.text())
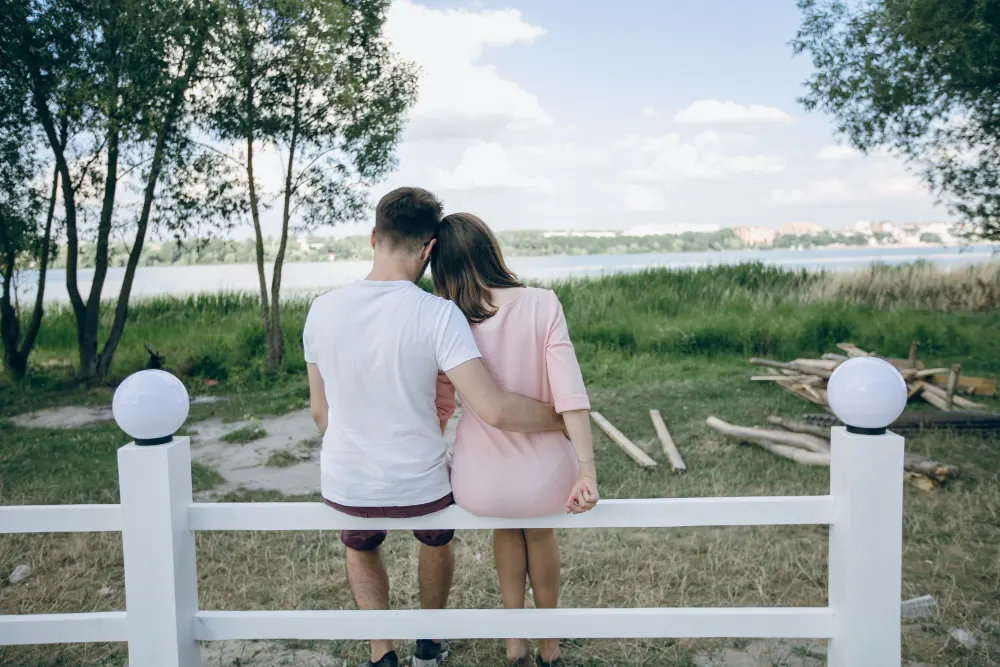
top-left (435, 287), bottom-right (590, 518)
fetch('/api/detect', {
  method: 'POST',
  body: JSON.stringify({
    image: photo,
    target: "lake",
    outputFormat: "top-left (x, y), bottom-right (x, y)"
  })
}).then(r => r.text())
top-left (19, 244), bottom-right (1000, 304)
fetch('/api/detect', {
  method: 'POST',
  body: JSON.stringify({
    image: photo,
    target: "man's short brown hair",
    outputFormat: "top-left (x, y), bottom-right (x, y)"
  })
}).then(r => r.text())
top-left (374, 187), bottom-right (443, 253)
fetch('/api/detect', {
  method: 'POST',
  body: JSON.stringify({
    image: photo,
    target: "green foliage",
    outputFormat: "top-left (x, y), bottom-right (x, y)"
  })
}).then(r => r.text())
top-left (794, 0), bottom-right (1000, 240)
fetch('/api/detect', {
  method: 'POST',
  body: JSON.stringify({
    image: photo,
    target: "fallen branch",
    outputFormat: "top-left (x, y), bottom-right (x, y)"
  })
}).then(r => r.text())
top-left (591, 412), bottom-right (657, 469)
top-left (706, 417), bottom-right (830, 454)
top-left (752, 441), bottom-right (830, 467)
top-left (749, 357), bottom-right (832, 378)
top-left (650, 410), bottom-right (686, 473)
top-left (767, 416), bottom-right (830, 439)
top-left (922, 382), bottom-right (985, 410)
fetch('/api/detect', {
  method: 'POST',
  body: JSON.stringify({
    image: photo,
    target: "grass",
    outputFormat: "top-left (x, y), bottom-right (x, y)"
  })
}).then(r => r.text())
top-left (265, 449), bottom-right (300, 468)
top-left (1, 262), bottom-right (999, 666)
top-left (220, 422), bottom-right (268, 444)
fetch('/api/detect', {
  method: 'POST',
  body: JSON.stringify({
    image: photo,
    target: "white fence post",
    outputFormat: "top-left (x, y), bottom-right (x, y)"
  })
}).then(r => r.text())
top-left (118, 437), bottom-right (200, 667)
top-left (827, 426), bottom-right (904, 666)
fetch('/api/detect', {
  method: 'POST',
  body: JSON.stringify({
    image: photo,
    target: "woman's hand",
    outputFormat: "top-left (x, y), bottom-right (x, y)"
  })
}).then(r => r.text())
top-left (566, 461), bottom-right (599, 514)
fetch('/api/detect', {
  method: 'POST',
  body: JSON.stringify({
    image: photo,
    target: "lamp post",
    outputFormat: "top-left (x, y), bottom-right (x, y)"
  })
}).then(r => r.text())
top-left (114, 370), bottom-right (200, 667)
top-left (112, 369), bottom-right (190, 445)
top-left (825, 357), bottom-right (907, 667)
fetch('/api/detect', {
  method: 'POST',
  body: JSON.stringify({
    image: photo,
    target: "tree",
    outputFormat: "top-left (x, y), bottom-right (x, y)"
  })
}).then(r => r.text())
top-left (794, 0), bottom-right (1000, 241)
top-left (0, 79), bottom-right (61, 379)
top-left (208, 0), bottom-right (416, 371)
top-left (2, 0), bottom-right (219, 378)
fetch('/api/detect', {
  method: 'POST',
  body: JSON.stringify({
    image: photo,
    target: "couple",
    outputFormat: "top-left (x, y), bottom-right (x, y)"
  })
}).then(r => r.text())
top-left (303, 187), bottom-right (599, 667)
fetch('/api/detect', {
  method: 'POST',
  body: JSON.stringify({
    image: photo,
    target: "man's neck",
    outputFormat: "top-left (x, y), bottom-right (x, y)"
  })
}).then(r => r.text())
top-left (367, 254), bottom-right (418, 283)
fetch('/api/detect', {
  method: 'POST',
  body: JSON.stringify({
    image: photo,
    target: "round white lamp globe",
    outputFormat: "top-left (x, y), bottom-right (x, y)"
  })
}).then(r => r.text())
top-left (827, 357), bottom-right (907, 434)
top-left (112, 370), bottom-right (190, 445)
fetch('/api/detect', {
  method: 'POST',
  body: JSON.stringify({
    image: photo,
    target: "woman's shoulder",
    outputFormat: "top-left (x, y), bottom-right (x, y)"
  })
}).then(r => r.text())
top-left (519, 286), bottom-right (562, 309)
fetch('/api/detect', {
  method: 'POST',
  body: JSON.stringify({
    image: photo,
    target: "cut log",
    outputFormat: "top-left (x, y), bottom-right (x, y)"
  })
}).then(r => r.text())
top-left (922, 381), bottom-right (985, 410)
top-left (928, 374), bottom-right (997, 397)
top-left (903, 453), bottom-right (959, 481)
top-left (822, 353), bottom-right (850, 362)
top-left (907, 341), bottom-right (920, 369)
top-left (752, 442), bottom-right (831, 467)
top-left (767, 416), bottom-right (830, 439)
top-left (919, 387), bottom-right (952, 411)
top-left (945, 364), bottom-right (961, 410)
top-left (914, 367), bottom-right (952, 378)
top-left (775, 380), bottom-right (830, 406)
top-left (907, 382), bottom-right (926, 401)
top-left (837, 343), bottom-right (872, 357)
top-left (705, 417), bottom-right (830, 454)
top-left (748, 358), bottom-right (833, 378)
top-left (792, 358), bottom-right (839, 371)
top-left (904, 472), bottom-right (937, 491)
top-left (649, 410), bottom-right (686, 473)
top-left (885, 357), bottom-right (926, 372)
top-left (590, 412), bottom-right (657, 469)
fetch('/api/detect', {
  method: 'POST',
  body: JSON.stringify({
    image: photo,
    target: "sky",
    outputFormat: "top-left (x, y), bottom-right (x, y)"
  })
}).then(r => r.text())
top-left (255, 0), bottom-right (950, 238)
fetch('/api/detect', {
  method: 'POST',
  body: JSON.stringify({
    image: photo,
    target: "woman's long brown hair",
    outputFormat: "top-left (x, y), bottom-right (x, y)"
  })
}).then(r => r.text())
top-left (431, 212), bottom-right (524, 324)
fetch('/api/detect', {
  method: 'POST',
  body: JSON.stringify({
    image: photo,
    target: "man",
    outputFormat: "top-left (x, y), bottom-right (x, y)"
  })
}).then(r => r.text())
top-left (304, 187), bottom-right (564, 667)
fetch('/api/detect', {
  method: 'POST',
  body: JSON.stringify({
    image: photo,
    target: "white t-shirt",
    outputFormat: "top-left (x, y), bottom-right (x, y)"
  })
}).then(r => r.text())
top-left (303, 280), bottom-right (481, 507)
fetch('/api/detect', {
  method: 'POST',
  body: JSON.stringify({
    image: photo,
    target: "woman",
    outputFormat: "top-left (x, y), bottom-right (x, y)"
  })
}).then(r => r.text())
top-left (432, 212), bottom-right (599, 667)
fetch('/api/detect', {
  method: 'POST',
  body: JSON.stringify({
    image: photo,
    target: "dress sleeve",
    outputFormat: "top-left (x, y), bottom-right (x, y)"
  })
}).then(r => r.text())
top-left (544, 292), bottom-right (590, 414)
top-left (435, 371), bottom-right (457, 422)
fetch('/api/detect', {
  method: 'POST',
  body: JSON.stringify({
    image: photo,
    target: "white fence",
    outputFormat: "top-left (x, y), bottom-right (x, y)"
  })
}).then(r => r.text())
top-left (0, 427), bottom-right (905, 666)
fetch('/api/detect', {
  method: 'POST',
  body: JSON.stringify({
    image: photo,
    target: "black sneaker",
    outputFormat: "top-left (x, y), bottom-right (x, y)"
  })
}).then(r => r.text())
top-left (535, 656), bottom-right (562, 667)
top-left (361, 651), bottom-right (398, 667)
top-left (413, 639), bottom-right (450, 666)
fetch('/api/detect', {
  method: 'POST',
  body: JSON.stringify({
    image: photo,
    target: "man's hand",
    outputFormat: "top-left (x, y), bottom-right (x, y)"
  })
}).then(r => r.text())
top-left (566, 462), bottom-right (599, 514)
top-left (444, 358), bottom-right (563, 433)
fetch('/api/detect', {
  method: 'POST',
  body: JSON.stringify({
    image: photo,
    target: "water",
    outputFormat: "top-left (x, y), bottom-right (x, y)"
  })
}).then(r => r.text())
top-left (16, 244), bottom-right (999, 304)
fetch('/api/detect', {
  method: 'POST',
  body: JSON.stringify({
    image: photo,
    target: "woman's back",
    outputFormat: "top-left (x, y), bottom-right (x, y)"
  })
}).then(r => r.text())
top-left (443, 286), bottom-right (590, 518)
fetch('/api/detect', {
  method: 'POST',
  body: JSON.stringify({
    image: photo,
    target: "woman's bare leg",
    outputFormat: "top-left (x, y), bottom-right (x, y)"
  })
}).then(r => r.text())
top-left (524, 528), bottom-right (561, 662)
top-left (493, 529), bottom-right (530, 662)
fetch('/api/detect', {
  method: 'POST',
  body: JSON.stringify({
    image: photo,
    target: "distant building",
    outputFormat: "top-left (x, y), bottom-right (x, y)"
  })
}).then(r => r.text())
top-left (542, 231), bottom-right (618, 239)
top-left (733, 226), bottom-right (778, 246)
top-left (623, 223), bottom-right (720, 237)
top-left (778, 221), bottom-right (824, 237)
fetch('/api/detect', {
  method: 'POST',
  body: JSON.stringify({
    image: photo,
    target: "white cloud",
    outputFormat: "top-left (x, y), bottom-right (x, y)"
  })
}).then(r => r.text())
top-left (776, 148), bottom-right (933, 204)
top-left (674, 99), bottom-right (792, 124)
top-left (623, 184), bottom-right (659, 211)
top-left (386, 0), bottom-right (551, 141)
top-left (772, 179), bottom-right (856, 204)
top-left (816, 144), bottom-right (860, 161)
top-left (641, 106), bottom-right (657, 118)
top-left (627, 131), bottom-right (785, 182)
top-left (433, 142), bottom-right (554, 191)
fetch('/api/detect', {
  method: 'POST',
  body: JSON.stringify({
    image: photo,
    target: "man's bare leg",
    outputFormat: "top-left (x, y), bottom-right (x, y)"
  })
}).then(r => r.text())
top-left (346, 546), bottom-right (394, 663)
top-left (418, 541), bottom-right (454, 655)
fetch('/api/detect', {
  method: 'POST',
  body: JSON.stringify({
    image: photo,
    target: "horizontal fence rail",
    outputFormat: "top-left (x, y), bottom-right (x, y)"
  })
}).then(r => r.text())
top-left (193, 608), bottom-right (835, 641)
top-left (0, 504), bottom-right (123, 534)
top-left (188, 496), bottom-right (835, 531)
top-left (0, 612), bottom-right (127, 645)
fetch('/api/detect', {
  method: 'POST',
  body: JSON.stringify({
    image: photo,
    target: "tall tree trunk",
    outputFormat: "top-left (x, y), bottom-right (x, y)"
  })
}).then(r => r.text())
top-left (78, 13), bottom-right (122, 379)
top-left (242, 27), bottom-right (271, 357)
top-left (96, 28), bottom-right (209, 377)
top-left (267, 91), bottom-right (300, 372)
top-left (21, 37), bottom-right (84, 350)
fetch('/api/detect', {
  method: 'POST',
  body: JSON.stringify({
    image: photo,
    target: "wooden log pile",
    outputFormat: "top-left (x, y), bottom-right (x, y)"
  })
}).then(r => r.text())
top-left (706, 416), bottom-right (960, 490)
top-left (749, 342), bottom-right (995, 413)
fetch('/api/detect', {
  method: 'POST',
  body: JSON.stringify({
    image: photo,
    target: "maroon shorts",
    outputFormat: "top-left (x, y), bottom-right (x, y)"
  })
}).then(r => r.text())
top-left (324, 493), bottom-right (456, 552)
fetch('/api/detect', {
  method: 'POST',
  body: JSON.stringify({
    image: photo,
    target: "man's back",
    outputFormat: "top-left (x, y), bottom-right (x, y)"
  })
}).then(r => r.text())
top-left (303, 279), bottom-right (480, 507)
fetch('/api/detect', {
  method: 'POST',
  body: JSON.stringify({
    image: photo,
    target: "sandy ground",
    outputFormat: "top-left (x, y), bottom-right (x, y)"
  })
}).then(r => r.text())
top-left (12, 403), bottom-right (925, 667)
top-left (8, 396), bottom-right (224, 429)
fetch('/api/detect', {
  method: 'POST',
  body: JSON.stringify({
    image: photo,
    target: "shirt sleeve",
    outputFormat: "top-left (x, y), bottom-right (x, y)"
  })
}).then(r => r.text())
top-left (435, 372), bottom-right (457, 422)
top-left (545, 292), bottom-right (590, 414)
top-left (436, 301), bottom-right (482, 372)
top-left (302, 303), bottom-right (317, 364)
